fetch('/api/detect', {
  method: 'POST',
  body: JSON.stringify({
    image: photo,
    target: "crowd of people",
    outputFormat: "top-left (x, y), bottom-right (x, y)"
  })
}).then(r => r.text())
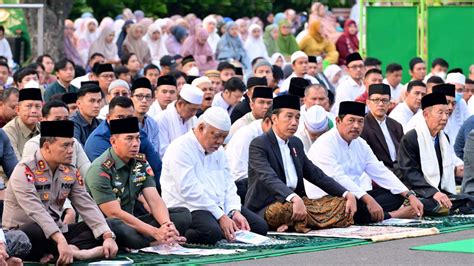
top-left (0, 3), bottom-right (473, 264)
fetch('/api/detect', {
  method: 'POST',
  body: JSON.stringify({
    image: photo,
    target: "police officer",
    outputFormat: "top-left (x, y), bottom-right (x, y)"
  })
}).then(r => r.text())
top-left (86, 117), bottom-right (191, 249)
top-left (2, 120), bottom-right (118, 263)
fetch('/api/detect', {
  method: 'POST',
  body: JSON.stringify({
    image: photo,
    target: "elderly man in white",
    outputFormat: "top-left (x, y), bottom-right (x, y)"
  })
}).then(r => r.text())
top-left (155, 84), bottom-right (203, 158)
top-left (160, 107), bottom-right (268, 245)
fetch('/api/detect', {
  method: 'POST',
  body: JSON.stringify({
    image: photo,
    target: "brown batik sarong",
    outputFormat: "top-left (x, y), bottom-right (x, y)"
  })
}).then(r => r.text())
top-left (264, 196), bottom-right (354, 233)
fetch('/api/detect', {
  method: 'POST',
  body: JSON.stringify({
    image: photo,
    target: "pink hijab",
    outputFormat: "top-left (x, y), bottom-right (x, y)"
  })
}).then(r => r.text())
top-left (181, 28), bottom-right (217, 73)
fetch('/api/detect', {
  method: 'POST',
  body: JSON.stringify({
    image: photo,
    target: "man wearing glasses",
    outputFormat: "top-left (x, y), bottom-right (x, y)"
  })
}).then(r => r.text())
top-left (333, 52), bottom-right (365, 115)
top-left (130, 78), bottom-right (160, 153)
top-left (308, 101), bottom-right (423, 224)
top-left (360, 84), bottom-right (404, 177)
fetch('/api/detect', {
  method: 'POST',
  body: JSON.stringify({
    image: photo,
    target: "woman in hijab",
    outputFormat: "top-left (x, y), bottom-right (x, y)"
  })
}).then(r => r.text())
top-left (116, 20), bottom-right (134, 58)
top-left (335, 19), bottom-right (359, 65)
top-left (270, 53), bottom-right (286, 69)
top-left (98, 17), bottom-right (114, 34)
top-left (244, 24), bottom-right (268, 62)
top-left (309, 2), bottom-right (342, 43)
top-left (203, 15), bottom-right (220, 53)
top-left (263, 24), bottom-right (279, 57)
top-left (276, 20), bottom-right (299, 59)
top-left (298, 20), bottom-right (339, 64)
top-left (216, 21), bottom-right (250, 69)
top-left (77, 17), bottom-right (99, 64)
top-left (235, 19), bottom-right (249, 42)
top-left (122, 24), bottom-right (151, 65)
top-left (143, 23), bottom-right (168, 66)
top-left (89, 27), bottom-right (120, 64)
top-left (64, 19), bottom-right (84, 67)
top-left (181, 28), bottom-right (217, 74)
top-left (323, 64), bottom-right (343, 89)
top-left (165, 25), bottom-right (188, 56)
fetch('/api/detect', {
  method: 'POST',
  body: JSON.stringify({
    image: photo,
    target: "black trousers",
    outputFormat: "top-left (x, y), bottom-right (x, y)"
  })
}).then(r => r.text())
top-left (421, 193), bottom-right (474, 216)
top-left (235, 178), bottom-right (248, 205)
top-left (19, 221), bottom-right (104, 261)
top-left (353, 187), bottom-right (405, 224)
top-left (185, 207), bottom-right (268, 245)
top-left (110, 207), bottom-right (192, 249)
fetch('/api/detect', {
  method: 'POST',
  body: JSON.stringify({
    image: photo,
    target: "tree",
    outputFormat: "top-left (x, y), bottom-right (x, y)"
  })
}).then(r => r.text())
top-left (23, 0), bottom-right (74, 61)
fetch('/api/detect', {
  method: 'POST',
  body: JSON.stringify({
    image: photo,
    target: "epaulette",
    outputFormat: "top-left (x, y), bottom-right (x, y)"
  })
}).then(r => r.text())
top-left (102, 159), bottom-right (115, 169)
top-left (135, 153), bottom-right (146, 162)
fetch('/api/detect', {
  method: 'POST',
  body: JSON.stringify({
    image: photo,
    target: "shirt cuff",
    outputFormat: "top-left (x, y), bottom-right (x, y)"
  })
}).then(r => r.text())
top-left (0, 230), bottom-right (5, 243)
top-left (354, 191), bottom-right (367, 200)
top-left (286, 193), bottom-right (297, 202)
top-left (342, 191), bottom-right (348, 198)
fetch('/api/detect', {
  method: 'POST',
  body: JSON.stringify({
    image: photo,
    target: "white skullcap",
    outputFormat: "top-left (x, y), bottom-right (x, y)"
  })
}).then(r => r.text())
top-left (304, 105), bottom-right (329, 133)
top-left (108, 79), bottom-right (130, 93)
top-left (191, 76), bottom-right (212, 87)
top-left (291, 51), bottom-right (308, 63)
top-left (446, 72), bottom-right (466, 85)
top-left (198, 106), bottom-right (231, 131)
top-left (24, 80), bottom-right (40, 89)
top-left (180, 84), bottom-right (204, 105)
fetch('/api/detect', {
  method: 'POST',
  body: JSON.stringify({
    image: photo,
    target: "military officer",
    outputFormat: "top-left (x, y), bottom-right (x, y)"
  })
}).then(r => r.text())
top-left (86, 117), bottom-right (191, 249)
top-left (2, 120), bottom-right (118, 264)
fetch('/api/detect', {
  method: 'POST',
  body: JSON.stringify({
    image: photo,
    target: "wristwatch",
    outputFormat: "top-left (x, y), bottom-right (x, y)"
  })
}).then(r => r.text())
top-left (405, 190), bottom-right (416, 199)
top-left (228, 209), bottom-right (238, 219)
top-left (102, 231), bottom-right (116, 240)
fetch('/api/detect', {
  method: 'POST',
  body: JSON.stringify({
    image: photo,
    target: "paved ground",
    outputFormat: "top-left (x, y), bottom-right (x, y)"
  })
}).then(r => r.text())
top-left (223, 229), bottom-right (474, 265)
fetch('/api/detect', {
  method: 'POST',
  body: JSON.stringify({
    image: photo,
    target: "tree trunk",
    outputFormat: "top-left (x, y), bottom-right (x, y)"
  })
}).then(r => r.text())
top-left (23, 0), bottom-right (73, 61)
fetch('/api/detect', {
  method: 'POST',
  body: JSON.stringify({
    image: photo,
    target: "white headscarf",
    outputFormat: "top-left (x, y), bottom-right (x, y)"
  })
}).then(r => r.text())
top-left (203, 15), bottom-right (220, 53)
top-left (324, 64), bottom-right (342, 87)
top-left (143, 22), bottom-right (169, 66)
top-left (244, 24), bottom-right (269, 62)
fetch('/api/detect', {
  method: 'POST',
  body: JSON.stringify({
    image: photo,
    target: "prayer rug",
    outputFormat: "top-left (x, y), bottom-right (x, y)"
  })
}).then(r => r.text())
top-left (410, 238), bottom-right (474, 254)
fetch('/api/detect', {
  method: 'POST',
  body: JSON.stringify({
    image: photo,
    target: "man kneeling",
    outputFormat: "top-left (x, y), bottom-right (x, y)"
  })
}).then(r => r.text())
top-left (2, 120), bottom-right (118, 263)
top-left (161, 107), bottom-right (268, 245)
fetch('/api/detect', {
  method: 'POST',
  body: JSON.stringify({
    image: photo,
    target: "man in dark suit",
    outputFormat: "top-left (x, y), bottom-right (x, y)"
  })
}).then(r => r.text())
top-left (361, 84), bottom-right (404, 176)
top-left (230, 77), bottom-right (267, 123)
top-left (245, 95), bottom-right (357, 230)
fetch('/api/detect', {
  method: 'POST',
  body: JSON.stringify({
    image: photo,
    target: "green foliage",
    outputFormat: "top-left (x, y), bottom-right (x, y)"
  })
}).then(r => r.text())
top-left (70, 0), bottom-right (352, 21)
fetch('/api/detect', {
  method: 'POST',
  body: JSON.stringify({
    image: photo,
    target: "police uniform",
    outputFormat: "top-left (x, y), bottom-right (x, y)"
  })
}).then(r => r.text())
top-left (2, 122), bottom-right (112, 261)
top-left (86, 147), bottom-right (191, 249)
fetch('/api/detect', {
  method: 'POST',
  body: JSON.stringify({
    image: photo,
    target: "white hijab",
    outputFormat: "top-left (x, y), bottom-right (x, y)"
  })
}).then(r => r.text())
top-left (143, 22), bottom-right (169, 66)
top-left (244, 24), bottom-right (269, 62)
top-left (203, 15), bottom-right (220, 53)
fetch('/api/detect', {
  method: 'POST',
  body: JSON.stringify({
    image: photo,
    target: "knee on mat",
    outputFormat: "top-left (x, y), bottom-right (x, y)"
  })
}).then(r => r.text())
top-left (251, 220), bottom-right (269, 236)
top-left (170, 207), bottom-right (192, 235)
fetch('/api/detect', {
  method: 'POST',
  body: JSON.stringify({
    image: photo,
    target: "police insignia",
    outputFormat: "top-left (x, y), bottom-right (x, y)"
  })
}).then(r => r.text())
top-left (38, 160), bottom-right (46, 170)
top-left (146, 166), bottom-right (154, 176)
top-left (25, 167), bottom-right (35, 183)
top-left (76, 171), bottom-right (84, 186)
top-left (63, 176), bottom-right (74, 182)
top-left (36, 177), bottom-right (48, 183)
top-left (42, 192), bottom-right (49, 201)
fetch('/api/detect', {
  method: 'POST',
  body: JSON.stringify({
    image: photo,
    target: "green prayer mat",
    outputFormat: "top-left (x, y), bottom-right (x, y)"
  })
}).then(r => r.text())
top-left (23, 215), bottom-right (474, 265)
top-left (411, 238), bottom-right (474, 254)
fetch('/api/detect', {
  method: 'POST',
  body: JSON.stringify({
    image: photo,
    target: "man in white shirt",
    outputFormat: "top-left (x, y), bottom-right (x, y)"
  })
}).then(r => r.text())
top-left (161, 107), bottom-right (268, 245)
top-left (423, 58), bottom-right (449, 83)
top-left (228, 86), bottom-right (273, 141)
top-left (148, 75), bottom-right (177, 120)
top-left (295, 105), bottom-right (331, 153)
top-left (333, 52), bottom-right (365, 115)
top-left (445, 72), bottom-right (470, 138)
top-left (192, 76), bottom-right (215, 116)
top-left (309, 101), bottom-right (424, 224)
top-left (279, 51), bottom-right (318, 93)
top-left (212, 77), bottom-right (246, 114)
top-left (156, 84), bottom-right (203, 158)
top-left (98, 79), bottom-right (130, 120)
top-left (383, 63), bottom-right (404, 104)
top-left (300, 84), bottom-right (334, 127)
top-left (389, 80), bottom-right (426, 130)
top-left (225, 109), bottom-right (273, 202)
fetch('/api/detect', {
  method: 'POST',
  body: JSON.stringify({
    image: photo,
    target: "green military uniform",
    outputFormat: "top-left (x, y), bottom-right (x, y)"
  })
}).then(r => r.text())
top-left (86, 147), bottom-right (156, 214)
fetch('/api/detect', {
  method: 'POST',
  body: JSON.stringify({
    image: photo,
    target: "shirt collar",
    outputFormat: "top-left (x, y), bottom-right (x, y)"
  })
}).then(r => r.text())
top-left (72, 111), bottom-right (92, 126)
top-left (189, 130), bottom-right (207, 156)
top-left (274, 131), bottom-right (288, 145)
top-left (17, 117), bottom-right (39, 138)
top-left (334, 128), bottom-right (354, 147)
top-left (109, 147), bottom-right (130, 170)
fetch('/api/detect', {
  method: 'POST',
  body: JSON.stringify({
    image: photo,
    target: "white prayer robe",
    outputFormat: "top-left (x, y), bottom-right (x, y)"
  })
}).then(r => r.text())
top-left (383, 78), bottom-right (404, 103)
top-left (227, 112), bottom-right (256, 142)
top-left (147, 101), bottom-right (165, 120)
top-left (225, 119), bottom-right (263, 182)
top-left (307, 128), bottom-right (408, 199)
top-left (279, 72), bottom-right (319, 93)
top-left (294, 127), bottom-right (314, 154)
top-left (212, 92), bottom-right (234, 114)
top-left (161, 131), bottom-right (241, 219)
top-left (444, 99), bottom-right (470, 143)
top-left (389, 101), bottom-right (419, 130)
top-left (332, 77), bottom-right (365, 115)
top-left (156, 101), bottom-right (197, 158)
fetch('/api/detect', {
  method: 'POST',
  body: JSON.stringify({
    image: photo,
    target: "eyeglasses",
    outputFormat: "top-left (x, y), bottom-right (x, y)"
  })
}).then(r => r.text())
top-left (348, 64), bottom-right (364, 70)
top-left (111, 91), bottom-right (130, 97)
top-left (133, 94), bottom-right (153, 101)
top-left (368, 98), bottom-right (390, 105)
top-left (99, 74), bottom-right (116, 79)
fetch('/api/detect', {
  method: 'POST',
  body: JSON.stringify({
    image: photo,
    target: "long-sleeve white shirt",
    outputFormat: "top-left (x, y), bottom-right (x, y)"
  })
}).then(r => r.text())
top-left (147, 101), bottom-right (165, 120)
top-left (156, 101), bottom-right (197, 158)
top-left (383, 78), bottom-right (404, 103)
top-left (307, 128), bottom-right (408, 199)
top-left (332, 77), bottom-right (365, 115)
top-left (389, 101), bottom-right (419, 129)
top-left (212, 92), bottom-right (234, 114)
top-left (279, 72), bottom-right (319, 93)
top-left (225, 119), bottom-right (263, 181)
top-left (161, 131), bottom-right (241, 219)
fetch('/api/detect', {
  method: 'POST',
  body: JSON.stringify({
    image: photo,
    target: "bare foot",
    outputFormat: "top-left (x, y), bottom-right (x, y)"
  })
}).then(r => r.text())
top-left (39, 254), bottom-right (53, 264)
top-left (6, 257), bottom-right (22, 266)
top-left (389, 206), bottom-right (418, 219)
top-left (276, 224), bottom-right (289, 232)
top-left (69, 245), bottom-right (104, 261)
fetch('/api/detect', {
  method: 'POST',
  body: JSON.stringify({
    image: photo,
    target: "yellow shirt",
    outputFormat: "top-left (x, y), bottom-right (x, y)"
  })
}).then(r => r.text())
top-left (298, 35), bottom-right (339, 64)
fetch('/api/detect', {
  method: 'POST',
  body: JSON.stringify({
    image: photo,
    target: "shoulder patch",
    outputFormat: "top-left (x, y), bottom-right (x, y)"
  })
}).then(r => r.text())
top-left (25, 166), bottom-right (35, 183)
top-left (102, 159), bottom-right (115, 169)
top-left (135, 153), bottom-right (146, 162)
